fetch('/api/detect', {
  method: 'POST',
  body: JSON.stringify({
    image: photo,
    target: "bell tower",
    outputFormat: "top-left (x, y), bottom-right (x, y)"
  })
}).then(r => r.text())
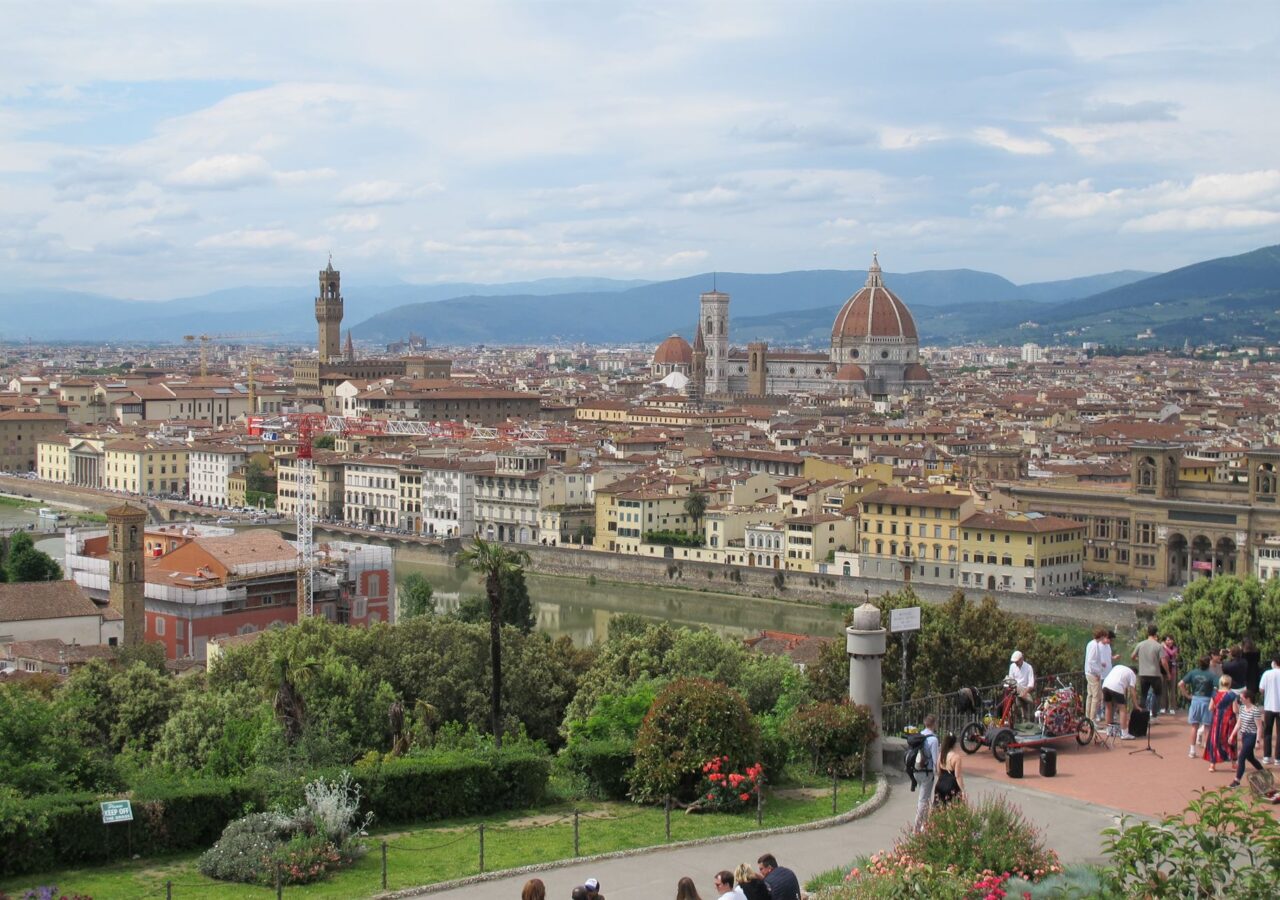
top-left (107, 503), bottom-right (148, 647)
top-left (316, 258), bottom-right (343, 363)
top-left (700, 287), bottom-right (729, 396)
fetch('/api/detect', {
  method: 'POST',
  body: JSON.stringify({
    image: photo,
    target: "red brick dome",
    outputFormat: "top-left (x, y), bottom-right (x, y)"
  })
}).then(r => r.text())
top-left (653, 334), bottom-right (693, 366)
top-left (831, 255), bottom-right (918, 341)
top-left (904, 363), bottom-right (932, 382)
top-left (834, 362), bottom-right (868, 381)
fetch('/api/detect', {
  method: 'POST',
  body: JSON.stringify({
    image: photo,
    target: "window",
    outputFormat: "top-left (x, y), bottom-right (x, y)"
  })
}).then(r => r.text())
top-left (155, 616), bottom-right (165, 636)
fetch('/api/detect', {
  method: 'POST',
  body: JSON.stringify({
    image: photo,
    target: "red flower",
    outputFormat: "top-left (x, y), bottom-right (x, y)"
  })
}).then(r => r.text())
top-left (739, 792), bottom-right (751, 801)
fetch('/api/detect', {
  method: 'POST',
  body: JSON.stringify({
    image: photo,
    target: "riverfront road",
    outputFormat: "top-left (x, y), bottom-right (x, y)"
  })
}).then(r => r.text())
top-left (405, 774), bottom-right (1127, 899)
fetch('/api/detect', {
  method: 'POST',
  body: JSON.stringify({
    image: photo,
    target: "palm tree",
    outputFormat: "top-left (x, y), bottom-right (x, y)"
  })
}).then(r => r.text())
top-left (683, 491), bottom-right (709, 539)
top-left (269, 650), bottom-right (317, 745)
top-left (456, 537), bottom-right (530, 749)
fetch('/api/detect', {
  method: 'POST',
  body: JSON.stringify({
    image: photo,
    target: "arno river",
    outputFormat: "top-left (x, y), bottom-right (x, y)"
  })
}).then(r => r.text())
top-left (398, 558), bottom-right (849, 647)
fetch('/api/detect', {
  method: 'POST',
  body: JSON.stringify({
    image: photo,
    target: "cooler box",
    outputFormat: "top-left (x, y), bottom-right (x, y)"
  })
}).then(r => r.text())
top-left (1129, 708), bottom-right (1150, 738)
top-left (1006, 747), bottom-right (1024, 778)
top-left (1039, 747), bottom-right (1057, 777)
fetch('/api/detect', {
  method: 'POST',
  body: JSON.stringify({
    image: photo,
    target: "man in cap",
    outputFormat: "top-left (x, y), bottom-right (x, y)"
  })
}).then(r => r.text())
top-left (1009, 650), bottom-right (1036, 722)
top-left (584, 877), bottom-right (603, 900)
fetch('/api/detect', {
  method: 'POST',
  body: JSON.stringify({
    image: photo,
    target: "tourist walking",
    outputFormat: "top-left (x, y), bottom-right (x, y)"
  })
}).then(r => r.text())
top-left (913, 713), bottom-right (940, 832)
top-left (933, 733), bottom-right (965, 806)
top-left (1229, 689), bottom-right (1264, 787)
top-left (1205, 675), bottom-right (1240, 773)
top-left (1179, 655), bottom-right (1217, 757)
top-left (757, 854), bottom-right (800, 900)
top-left (1260, 656), bottom-right (1280, 764)
top-left (674, 876), bottom-right (704, 900)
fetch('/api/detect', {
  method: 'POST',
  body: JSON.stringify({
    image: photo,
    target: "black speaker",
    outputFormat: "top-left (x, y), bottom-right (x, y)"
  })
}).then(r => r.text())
top-left (1129, 708), bottom-right (1150, 738)
top-left (1006, 747), bottom-right (1024, 778)
top-left (1039, 747), bottom-right (1057, 777)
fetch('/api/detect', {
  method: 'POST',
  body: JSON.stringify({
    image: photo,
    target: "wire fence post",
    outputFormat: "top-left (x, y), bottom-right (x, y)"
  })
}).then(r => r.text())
top-left (573, 809), bottom-right (580, 857)
top-left (478, 822), bottom-right (485, 873)
top-left (664, 795), bottom-right (671, 841)
top-left (756, 781), bottom-right (763, 826)
top-left (275, 862), bottom-right (283, 900)
top-left (381, 839), bottom-right (388, 890)
top-left (831, 767), bottom-right (838, 815)
top-left (861, 751), bottom-right (868, 796)
top-left (166, 881), bottom-right (172, 900)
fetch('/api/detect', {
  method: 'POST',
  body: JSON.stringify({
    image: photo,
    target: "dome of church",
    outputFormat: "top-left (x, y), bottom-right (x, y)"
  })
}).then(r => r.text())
top-left (831, 254), bottom-right (918, 341)
top-left (653, 334), bottom-right (693, 366)
top-left (834, 362), bottom-right (868, 381)
top-left (904, 363), bottom-right (932, 382)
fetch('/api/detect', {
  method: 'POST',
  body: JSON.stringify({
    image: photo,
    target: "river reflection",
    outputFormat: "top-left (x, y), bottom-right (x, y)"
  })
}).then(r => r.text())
top-left (397, 559), bottom-right (848, 648)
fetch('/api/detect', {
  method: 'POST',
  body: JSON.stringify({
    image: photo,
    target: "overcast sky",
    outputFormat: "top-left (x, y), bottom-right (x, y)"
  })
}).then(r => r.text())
top-left (2, 0), bottom-right (1278, 299)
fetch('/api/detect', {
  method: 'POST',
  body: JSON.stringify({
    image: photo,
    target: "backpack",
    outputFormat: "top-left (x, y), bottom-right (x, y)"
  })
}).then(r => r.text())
top-left (904, 732), bottom-right (929, 792)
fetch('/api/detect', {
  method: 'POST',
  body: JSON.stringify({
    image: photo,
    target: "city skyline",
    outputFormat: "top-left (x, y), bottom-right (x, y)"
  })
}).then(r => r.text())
top-left (1, 1), bottom-right (1277, 299)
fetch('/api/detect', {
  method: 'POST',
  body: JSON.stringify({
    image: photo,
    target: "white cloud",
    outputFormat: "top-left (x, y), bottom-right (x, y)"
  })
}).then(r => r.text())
top-left (324, 212), bottom-right (380, 233)
top-left (167, 153), bottom-right (272, 190)
top-left (196, 228), bottom-right (322, 251)
top-left (1121, 207), bottom-right (1280, 233)
top-left (337, 180), bottom-right (408, 207)
top-left (973, 127), bottom-right (1053, 156)
top-left (663, 249), bottom-right (708, 267)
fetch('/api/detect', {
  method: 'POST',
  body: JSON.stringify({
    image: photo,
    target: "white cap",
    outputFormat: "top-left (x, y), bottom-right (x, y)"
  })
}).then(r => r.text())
top-left (585, 879), bottom-right (600, 892)
top-left (1010, 650), bottom-right (1024, 663)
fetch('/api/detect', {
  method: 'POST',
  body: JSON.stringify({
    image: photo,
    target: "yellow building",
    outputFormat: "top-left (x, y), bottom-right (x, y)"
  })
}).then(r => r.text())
top-left (857, 487), bottom-right (974, 585)
top-left (594, 481), bottom-right (692, 554)
top-left (103, 440), bottom-right (189, 496)
top-left (784, 512), bottom-right (857, 571)
top-left (959, 510), bottom-right (1085, 594)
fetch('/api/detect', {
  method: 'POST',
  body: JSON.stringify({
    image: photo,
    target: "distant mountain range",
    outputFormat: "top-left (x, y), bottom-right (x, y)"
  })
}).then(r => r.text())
top-left (4, 243), bottom-right (1280, 348)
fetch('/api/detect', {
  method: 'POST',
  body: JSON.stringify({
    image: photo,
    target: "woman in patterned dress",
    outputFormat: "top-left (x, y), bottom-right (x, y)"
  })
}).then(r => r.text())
top-left (1204, 674), bottom-right (1240, 773)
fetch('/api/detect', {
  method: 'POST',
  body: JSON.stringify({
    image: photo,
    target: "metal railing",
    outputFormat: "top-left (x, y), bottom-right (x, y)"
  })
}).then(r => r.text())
top-left (881, 670), bottom-right (1087, 738)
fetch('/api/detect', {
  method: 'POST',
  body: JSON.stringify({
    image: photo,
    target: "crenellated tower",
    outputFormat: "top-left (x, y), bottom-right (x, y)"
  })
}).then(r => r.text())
top-left (316, 259), bottom-right (344, 363)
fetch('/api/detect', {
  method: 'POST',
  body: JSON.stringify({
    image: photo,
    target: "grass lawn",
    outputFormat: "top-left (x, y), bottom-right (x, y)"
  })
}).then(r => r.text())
top-left (0, 778), bottom-right (877, 899)
top-left (0, 494), bottom-right (39, 509)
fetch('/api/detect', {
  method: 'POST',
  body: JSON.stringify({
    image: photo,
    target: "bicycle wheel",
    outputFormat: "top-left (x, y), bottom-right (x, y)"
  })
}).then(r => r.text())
top-left (1076, 716), bottom-right (1096, 746)
top-left (960, 721), bottom-right (983, 755)
top-left (991, 728), bottom-right (1016, 763)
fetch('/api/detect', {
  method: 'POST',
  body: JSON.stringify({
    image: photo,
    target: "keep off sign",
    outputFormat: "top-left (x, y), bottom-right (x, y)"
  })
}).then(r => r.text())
top-left (889, 606), bottom-right (921, 633)
top-left (100, 800), bottom-right (133, 824)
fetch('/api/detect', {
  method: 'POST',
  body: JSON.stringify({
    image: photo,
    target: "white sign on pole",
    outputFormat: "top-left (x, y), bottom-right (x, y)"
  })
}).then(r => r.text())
top-left (889, 606), bottom-right (921, 633)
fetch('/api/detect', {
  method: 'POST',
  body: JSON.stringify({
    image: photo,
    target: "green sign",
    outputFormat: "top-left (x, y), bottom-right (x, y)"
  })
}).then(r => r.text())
top-left (100, 800), bottom-right (133, 824)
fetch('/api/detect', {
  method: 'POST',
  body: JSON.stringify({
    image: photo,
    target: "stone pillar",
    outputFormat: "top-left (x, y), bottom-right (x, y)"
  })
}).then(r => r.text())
top-left (847, 600), bottom-right (887, 772)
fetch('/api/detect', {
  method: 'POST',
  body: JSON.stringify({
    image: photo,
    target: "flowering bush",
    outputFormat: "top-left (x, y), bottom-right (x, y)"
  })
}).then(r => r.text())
top-left (699, 756), bottom-right (764, 811)
top-left (0, 890), bottom-right (92, 900)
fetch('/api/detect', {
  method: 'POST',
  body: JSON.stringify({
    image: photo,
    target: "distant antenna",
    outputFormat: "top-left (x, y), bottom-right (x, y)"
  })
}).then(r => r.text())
top-left (713, 271), bottom-right (717, 291)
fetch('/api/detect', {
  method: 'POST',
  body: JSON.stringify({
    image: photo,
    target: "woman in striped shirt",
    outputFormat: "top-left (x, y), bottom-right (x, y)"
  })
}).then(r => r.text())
top-left (1229, 688), bottom-right (1265, 787)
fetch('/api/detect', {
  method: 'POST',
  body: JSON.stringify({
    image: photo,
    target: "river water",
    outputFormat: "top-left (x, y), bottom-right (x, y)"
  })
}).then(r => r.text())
top-left (398, 558), bottom-right (848, 647)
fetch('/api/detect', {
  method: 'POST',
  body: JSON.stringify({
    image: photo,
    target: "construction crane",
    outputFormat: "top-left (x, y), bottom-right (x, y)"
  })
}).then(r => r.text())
top-left (183, 334), bottom-right (211, 378)
top-left (293, 413), bottom-right (350, 619)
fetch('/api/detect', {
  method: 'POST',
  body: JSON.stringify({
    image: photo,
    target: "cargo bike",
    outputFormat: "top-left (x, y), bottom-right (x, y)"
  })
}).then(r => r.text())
top-left (958, 676), bottom-right (1096, 762)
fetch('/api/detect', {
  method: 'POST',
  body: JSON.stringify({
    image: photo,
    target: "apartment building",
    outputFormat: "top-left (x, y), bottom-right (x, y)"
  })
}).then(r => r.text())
top-left (0, 409), bottom-right (67, 473)
top-left (783, 512), bottom-right (857, 572)
top-left (343, 457), bottom-right (401, 528)
top-left (593, 474), bottom-right (694, 554)
top-left (276, 451), bottom-right (345, 521)
top-left (856, 487), bottom-right (973, 585)
top-left (113, 384), bottom-right (250, 426)
top-left (959, 510), bottom-right (1085, 593)
top-left (102, 440), bottom-right (189, 496)
top-left (398, 456), bottom-right (481, 537)
top-left (474, 448), bottom-right (560, 544)
top-left (188, 443), bottom-right (247, 507)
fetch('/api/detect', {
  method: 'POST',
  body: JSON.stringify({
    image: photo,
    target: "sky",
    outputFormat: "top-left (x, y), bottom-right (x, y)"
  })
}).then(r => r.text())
top-left (1, 0), bottom-right (1278, 299)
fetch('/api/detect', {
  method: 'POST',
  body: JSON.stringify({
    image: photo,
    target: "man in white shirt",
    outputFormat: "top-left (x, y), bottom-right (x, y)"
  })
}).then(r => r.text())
top-left (1259, 655), bottom-right (1280, 764)
top-left (1085, 628), bottom-right (1110, 722)
top-left (713, 870), bottom-right (737, 900)
top-left (1009, 650), bottom-right (1036, 721)
top-left (1102, 663), bottom-right (1144, 740)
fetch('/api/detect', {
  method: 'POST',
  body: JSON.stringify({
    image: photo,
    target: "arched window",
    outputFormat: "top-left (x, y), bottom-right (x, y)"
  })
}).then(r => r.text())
top-left (1137, 456), bottom-right (1156, 488)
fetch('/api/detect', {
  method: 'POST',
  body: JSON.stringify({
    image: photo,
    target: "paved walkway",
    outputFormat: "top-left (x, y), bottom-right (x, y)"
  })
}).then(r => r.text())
top-left (405, 772), bottom-right (1128, 899)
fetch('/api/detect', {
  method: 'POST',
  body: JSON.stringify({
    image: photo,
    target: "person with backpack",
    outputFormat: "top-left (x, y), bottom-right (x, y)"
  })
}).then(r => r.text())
top-left (910, 713), bottom-right (940, 832)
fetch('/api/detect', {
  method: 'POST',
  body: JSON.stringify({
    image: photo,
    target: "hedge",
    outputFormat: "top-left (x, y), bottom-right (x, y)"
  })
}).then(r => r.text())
top-left (0, 749), bottom-right (550, 877)
top-left (0, 778), bottom-right (262, 877)
top-left (560, 738), bottom-right (635, 800)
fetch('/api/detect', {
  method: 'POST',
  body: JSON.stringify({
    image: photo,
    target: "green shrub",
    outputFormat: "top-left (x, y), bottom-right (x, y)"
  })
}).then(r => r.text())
top-left (352, 748), bottom-right (549, 824)
top-left (896, 795), bottom-right (1060, 881)
top-left (558, 738), bottom-right (634, 800)
top-left (782, 700), bottom-right (877, 776)
top-left (197, 812), bottom-right (293, 883)
top-left (1100, 787), bottom-right (1280, 898)
top-left (630, 677), bottom-right (760, 802)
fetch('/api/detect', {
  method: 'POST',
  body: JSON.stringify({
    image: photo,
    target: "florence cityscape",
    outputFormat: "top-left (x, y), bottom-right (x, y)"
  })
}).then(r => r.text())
top-left (1, 3), bottom-right (1278, 898)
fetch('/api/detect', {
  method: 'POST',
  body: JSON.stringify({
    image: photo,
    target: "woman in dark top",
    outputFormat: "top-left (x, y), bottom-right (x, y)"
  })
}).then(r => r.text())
top-left (934, 733), bottom-right (964, 805)
top-left (1242, 637), bottom-right (1263, 693)
top-left (733, 864), bottom-right (771, 900)
top-left (1223, 646), bottom-right (1249, 696)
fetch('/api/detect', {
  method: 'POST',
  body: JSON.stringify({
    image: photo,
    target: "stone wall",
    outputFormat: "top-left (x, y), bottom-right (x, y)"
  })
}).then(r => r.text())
top-left (509, 544), bottom-right (1135, 629)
